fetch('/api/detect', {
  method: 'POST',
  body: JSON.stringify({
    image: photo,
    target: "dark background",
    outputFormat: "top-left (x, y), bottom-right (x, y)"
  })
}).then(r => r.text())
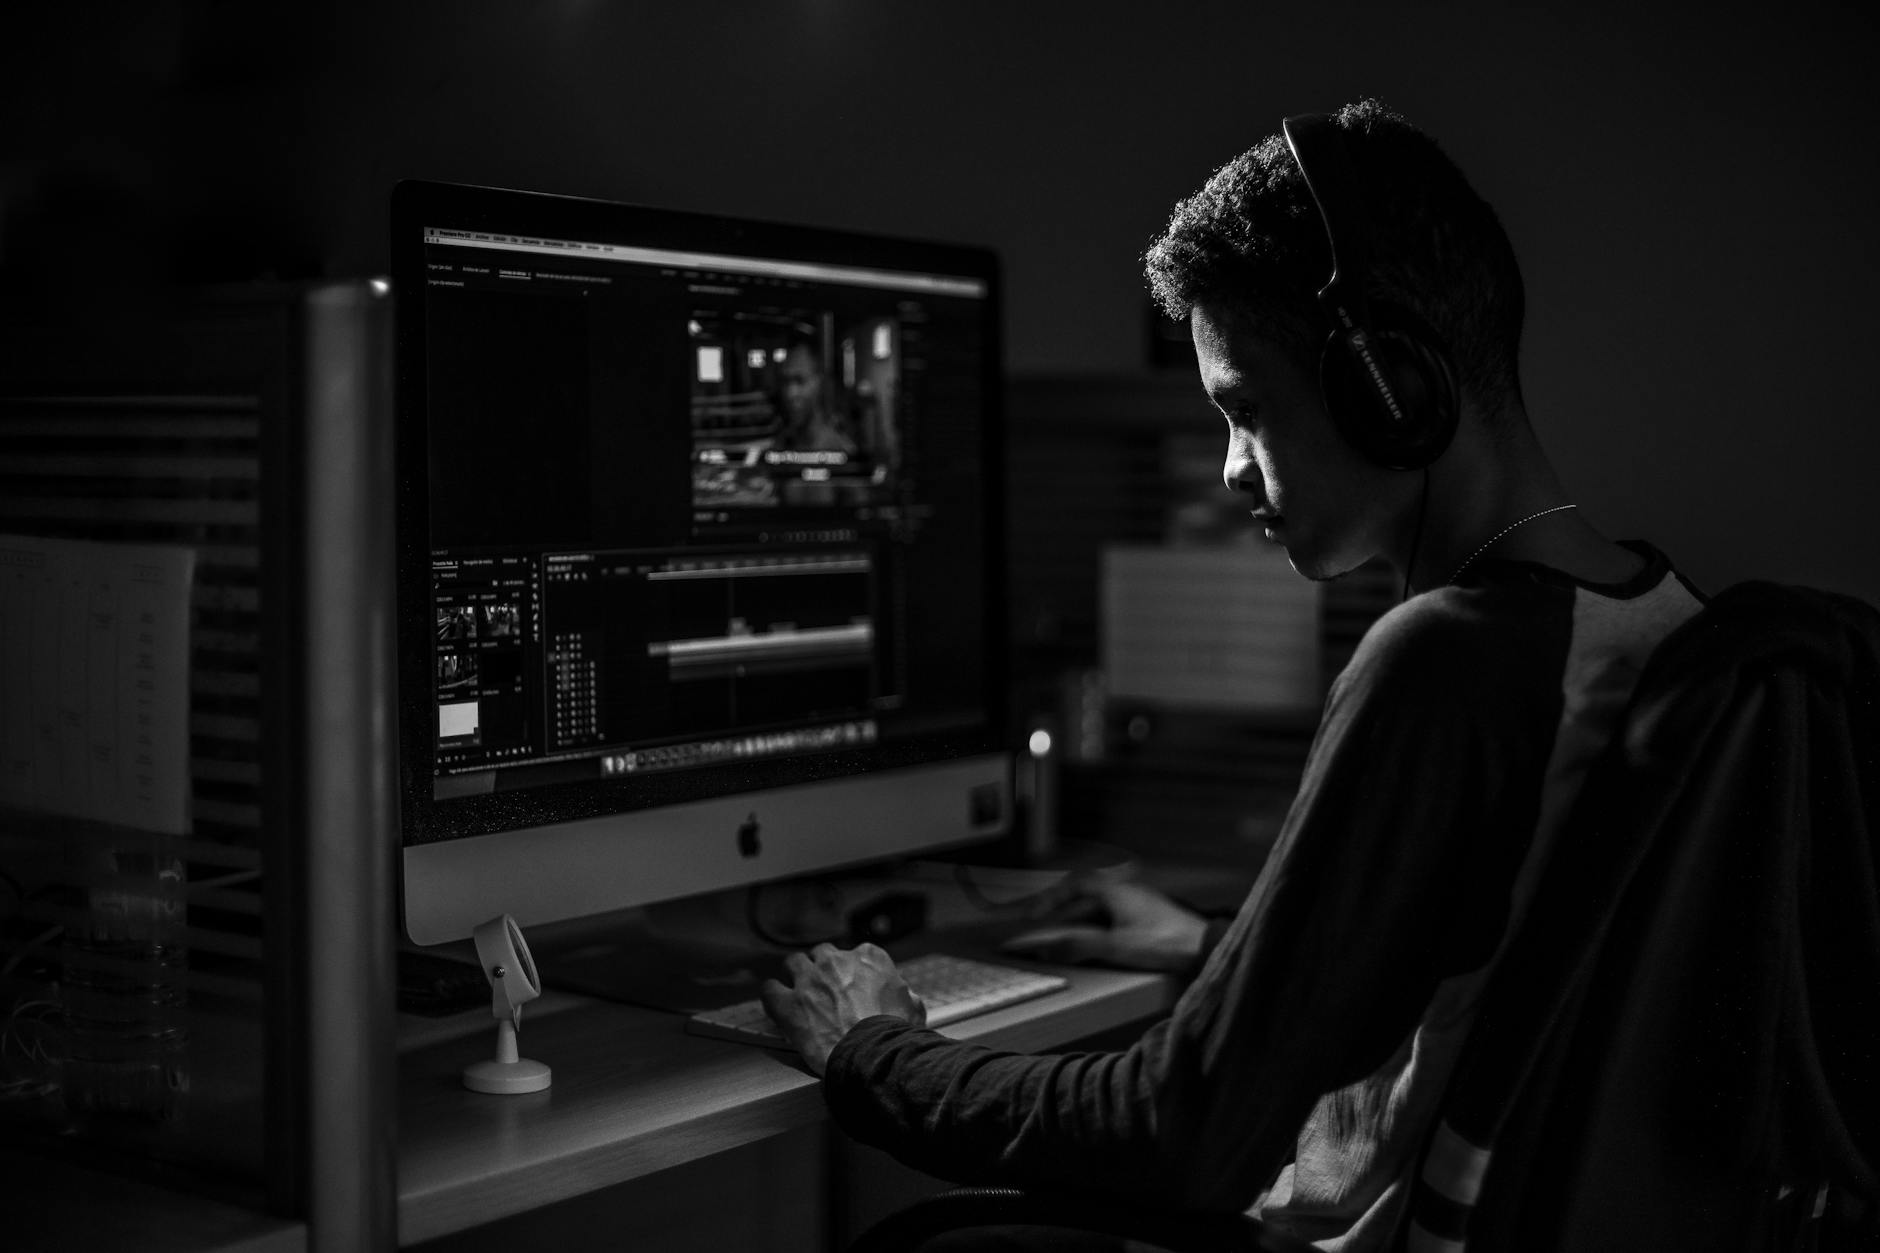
top-left (5, 0), bottom-right (1877, 604)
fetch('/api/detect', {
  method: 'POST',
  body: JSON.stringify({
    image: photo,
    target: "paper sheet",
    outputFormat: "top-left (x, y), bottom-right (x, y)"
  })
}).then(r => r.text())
top-left (1103, 543), bottom-right (1321, 712)
top-left (0, 535), bottom-right (196, 834)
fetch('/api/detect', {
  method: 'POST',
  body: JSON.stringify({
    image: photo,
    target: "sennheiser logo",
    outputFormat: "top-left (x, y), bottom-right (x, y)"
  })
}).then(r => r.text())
top-left (1349, 330), bottom-right (1407, 425)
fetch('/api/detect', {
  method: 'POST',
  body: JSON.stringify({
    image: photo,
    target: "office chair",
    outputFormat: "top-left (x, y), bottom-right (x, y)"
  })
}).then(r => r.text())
top-left (848, 581), bottom-right (1880, 1253)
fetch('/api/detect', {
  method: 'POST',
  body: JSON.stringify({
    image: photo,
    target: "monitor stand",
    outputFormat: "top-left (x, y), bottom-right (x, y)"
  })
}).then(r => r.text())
top-left (534, 903), bottom-right (792, 1015)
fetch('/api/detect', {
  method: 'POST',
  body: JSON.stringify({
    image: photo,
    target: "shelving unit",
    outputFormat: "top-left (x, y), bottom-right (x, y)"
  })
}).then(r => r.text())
top-left (0, 283), bottom-right (397, 1252)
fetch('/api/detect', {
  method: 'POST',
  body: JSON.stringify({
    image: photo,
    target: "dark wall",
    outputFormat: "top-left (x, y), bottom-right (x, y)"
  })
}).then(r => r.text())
top-left (7, 0), bottom-right (1877, 602)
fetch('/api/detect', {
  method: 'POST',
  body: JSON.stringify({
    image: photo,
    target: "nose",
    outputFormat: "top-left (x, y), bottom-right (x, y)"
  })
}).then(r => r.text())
top-left (1222, 434), bottom-right (1261, 499)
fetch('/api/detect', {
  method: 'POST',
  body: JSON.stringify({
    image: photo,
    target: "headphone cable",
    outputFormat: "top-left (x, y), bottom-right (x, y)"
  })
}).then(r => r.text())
top-left (1401, 468), bottom-right (1430, 603)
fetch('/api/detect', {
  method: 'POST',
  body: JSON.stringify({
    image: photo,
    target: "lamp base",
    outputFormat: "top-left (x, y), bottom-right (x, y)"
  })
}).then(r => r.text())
top-left (463, 1057), bottom-right (552, 1094)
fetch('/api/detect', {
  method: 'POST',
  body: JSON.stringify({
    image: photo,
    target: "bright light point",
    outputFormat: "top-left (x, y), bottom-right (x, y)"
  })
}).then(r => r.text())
top-left (369, 278), bottom-right (391, 297)
top-left (1027, 729), bottom-right (1052, 757)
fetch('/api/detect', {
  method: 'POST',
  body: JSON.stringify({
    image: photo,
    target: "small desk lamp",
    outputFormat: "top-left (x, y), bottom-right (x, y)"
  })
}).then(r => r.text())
top-left (463, 914), bottom-right (552, 1094)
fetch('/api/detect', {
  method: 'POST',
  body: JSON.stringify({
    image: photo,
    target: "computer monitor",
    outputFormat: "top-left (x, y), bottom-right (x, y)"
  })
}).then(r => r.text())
top-left (391, 180), bottom-right (1012, 950)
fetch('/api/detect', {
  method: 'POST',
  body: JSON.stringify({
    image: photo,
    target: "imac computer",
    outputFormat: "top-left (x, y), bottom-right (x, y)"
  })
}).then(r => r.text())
top-left (390, 180), bottom-right (1012, 975)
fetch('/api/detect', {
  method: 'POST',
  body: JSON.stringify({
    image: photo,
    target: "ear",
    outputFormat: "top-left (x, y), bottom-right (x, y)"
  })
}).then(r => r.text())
top-left (1318, 301), bottom-right (1459, 470)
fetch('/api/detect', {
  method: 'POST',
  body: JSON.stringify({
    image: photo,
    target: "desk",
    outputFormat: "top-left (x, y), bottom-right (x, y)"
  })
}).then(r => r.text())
top-left (396, 958), bottom-right (1175, 1247)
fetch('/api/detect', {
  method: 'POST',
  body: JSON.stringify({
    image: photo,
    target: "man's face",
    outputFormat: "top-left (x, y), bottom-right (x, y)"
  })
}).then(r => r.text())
top-left (1191, 300), bottom-right (1398, 581)
top-left (781, 346), bottom-right (822, 420)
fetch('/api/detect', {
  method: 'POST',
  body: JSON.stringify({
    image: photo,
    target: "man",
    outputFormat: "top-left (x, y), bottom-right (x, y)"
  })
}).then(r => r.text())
top-left (776, 341), bottom-right (859, 454)
top-left (761, 99), bottom-right (1706, 1249)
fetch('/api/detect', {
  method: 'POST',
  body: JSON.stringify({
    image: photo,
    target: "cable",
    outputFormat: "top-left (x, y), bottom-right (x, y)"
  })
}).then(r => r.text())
top-left (1401, 467), bottom-right (1430, 603)
top-left (0, 997), bottom-right (60, 1101)
top-left (0, 924), bottom-right (63, 983)
top-left (189, 869), bottom-right (262, 892)
top-left (952, 862), bottom-right (1060, 913)
top-left (954, 863), bottom-right (1002, 912)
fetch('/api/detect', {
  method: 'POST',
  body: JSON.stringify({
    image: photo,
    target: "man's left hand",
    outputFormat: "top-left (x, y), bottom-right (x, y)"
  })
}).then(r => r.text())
top-left (760, 942), bottom-right (926, 1075)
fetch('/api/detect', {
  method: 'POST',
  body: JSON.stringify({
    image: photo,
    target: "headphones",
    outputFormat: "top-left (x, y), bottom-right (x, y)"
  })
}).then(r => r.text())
top-left (1282, 114), bottom-right (1459, 471)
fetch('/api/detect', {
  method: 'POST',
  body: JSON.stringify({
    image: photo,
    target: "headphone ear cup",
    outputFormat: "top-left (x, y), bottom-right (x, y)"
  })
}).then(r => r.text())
top-left (1317, 304), bottom-right (1458, 470)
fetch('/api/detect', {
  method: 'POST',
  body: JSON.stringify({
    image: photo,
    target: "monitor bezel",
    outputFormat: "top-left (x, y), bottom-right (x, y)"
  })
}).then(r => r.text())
top-left (390, 179), bottom-right (1011, 851)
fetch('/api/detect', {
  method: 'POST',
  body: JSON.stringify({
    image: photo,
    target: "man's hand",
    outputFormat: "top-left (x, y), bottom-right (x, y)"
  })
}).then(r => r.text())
top-left (760, 941), bottom-right (927, 1076)
top-left (1001, 881), bottom-right (1208, 973)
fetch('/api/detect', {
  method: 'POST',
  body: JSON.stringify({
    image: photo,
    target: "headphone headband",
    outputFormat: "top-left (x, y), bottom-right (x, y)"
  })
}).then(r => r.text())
top-left (1282, 113), bottom-right (1373, 334)
top-left (1280, 111), bottom-right (1459, 470)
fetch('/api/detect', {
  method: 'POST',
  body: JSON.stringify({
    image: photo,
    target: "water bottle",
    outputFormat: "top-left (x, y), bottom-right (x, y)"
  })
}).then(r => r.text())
top-left (59, 832), bottom-right (189, 1131)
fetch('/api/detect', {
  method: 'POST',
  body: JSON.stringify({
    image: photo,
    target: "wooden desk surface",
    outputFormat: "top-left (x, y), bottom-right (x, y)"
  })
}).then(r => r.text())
top-left (396, 961), bottom-right (1174, 1245)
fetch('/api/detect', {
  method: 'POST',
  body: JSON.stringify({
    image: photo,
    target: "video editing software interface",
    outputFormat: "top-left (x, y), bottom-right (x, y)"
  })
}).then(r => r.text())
top-left (418, 217), bottom-right (995, 811)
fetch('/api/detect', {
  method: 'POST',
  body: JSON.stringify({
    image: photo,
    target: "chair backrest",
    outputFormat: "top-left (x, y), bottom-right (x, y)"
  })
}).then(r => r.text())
top-left (1405, 582), bottom-right (1880, 1252)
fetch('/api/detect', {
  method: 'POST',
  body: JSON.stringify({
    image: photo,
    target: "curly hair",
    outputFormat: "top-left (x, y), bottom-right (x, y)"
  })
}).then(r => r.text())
top-left (1143, 98), bottom-right (1526, 412)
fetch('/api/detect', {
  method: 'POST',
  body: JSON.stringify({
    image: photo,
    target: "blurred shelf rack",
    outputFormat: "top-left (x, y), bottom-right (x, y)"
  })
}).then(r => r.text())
top-left (1003, 373), bottom-right (1396, 867)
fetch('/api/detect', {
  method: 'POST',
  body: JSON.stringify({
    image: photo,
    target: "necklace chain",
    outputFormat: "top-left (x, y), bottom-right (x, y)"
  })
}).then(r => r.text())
top-left (1448, 504), bottom-right (1578, 585)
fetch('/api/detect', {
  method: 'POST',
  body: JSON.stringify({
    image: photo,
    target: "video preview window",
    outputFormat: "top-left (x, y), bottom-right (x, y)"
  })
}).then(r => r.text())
top-left (688, 309), bottom-right (902, 509)
top-left (436, 605), bottom-right (480, 743)
top-left (434, 599), bottom-right (525, 748)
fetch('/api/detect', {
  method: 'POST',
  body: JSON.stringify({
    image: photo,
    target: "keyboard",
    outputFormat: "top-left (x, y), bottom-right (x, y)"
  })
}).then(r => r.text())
top-left (685, 953), bottom-right (1070, 1049)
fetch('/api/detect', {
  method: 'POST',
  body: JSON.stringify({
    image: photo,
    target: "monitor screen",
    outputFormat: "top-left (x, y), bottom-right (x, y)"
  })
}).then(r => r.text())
top-left (392, 181), bottom-right (1011, 945)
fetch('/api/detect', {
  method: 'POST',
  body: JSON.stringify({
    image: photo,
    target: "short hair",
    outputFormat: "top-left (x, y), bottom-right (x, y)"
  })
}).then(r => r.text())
top-left (1143, 98), bottom-right (1526, 412)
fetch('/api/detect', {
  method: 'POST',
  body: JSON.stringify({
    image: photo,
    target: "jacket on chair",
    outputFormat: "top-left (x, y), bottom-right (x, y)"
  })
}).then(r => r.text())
top-left (1412, 582), bottom-right (1880, 1252)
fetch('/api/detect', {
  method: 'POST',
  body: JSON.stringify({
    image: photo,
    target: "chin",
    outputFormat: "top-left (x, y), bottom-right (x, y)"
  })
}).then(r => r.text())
top-left (1282, 535), bottom-right (1371, 583)
top-left (1285, 556), bottom-right (1345, 584)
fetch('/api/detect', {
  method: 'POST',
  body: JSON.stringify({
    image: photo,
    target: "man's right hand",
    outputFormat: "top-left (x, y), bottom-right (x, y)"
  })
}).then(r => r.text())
top-left (1000, 881), bottom-right (1209, 973)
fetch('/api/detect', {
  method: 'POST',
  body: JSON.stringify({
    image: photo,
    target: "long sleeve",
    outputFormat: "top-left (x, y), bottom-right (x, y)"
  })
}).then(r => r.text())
top-left (822, 587), bottom-right (1569, 1212)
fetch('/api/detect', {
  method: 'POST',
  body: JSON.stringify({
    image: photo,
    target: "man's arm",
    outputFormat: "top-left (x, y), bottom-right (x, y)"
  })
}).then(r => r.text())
top-left (803, 593), bottom-right (1566, 1211)
top-left (761, 882), bottom-right (1213, 1074)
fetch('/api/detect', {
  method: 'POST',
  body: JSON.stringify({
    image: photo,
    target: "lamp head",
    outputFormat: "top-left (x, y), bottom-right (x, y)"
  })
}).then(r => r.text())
top-left (471, 913), bottom-right (542, 1019)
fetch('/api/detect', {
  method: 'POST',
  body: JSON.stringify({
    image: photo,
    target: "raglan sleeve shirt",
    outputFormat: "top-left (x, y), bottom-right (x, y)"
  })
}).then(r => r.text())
top-left (821, 585), bottom-right (1567, 1212)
